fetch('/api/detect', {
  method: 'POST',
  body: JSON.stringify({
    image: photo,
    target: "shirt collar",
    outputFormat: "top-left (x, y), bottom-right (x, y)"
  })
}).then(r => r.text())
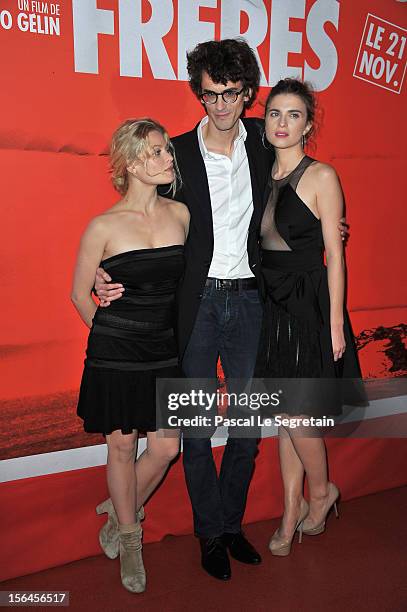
top-left (197, 116), bottom-right (247, 160)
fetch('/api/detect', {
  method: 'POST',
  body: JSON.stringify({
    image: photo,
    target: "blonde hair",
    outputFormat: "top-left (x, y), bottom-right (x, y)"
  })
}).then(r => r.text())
top-left (110, 118), bottom-right (181, 197)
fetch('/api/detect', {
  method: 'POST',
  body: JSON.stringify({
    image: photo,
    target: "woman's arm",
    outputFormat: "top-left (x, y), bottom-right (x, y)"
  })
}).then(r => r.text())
top-left (316, 164), bottom-right (346, 361)
top-left (71, 217), bottom-right (108, 327)
top-left (173, 200), bottom-right (190, 240)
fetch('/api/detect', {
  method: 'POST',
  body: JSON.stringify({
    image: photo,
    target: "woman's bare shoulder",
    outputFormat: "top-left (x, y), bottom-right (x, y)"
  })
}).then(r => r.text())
top-left (164, 198), bottom-right (190, 220)
top-left (309, 160), bottom-right (339, 183)
top-left (84, 213), bottom-right (110, 234)
top-left (83, 204), bottom-right (126, 239)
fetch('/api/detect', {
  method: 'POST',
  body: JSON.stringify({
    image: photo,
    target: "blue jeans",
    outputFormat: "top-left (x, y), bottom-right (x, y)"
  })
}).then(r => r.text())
top-left (181, 285), bottom-right (263, 537)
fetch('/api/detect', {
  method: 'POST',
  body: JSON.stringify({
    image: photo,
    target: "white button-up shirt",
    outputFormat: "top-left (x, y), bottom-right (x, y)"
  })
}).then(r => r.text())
top-left (197, 116), bottom-right (254, 279)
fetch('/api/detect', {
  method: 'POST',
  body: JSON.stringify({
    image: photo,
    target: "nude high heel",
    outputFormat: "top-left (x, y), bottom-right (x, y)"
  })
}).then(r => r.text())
top-left (269, 498), bottom-right (309, 557)
top-left (119, 519), bottom-right (146, 593)
top-left (302, 482), bottom-right (340, 536)
top-left (96, 498), bottom-right (145, 559)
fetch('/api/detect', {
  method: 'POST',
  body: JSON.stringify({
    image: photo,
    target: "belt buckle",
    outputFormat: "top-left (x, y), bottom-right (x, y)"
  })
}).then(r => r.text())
top-left (215, 279), bottom-right (232, 291)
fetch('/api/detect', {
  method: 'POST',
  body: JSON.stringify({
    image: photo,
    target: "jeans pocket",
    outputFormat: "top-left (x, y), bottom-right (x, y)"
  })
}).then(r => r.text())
top-left (199, 286), bottom-right (212, 300)
top-left (243, 289), bottom-right (260, 303)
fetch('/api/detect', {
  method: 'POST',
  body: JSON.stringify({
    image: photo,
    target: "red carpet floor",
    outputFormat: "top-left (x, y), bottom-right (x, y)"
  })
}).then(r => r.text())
top-left (2, 486), bottom-right (406, 612)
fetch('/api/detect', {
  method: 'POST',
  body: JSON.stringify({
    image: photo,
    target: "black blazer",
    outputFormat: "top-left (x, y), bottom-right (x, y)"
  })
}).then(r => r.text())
top-left (167, 117), bottom-right (274, 358)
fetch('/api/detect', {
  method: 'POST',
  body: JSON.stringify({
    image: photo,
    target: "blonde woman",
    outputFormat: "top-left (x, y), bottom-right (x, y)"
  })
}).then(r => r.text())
top-left (71, 119), bottom-right (189, 592)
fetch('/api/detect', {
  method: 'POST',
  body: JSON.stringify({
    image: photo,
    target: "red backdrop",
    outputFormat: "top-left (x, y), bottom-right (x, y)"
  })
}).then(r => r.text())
top-left (0, 0), bottom-right (406, 462)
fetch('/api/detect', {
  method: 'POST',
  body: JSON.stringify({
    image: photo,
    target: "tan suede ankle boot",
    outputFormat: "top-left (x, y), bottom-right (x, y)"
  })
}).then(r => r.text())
top-left (96, 499), bottom-right (145, 560)
top-left (96, 498), bottom-right (119, 559)
top-left (119, 521), bottom-right (146, 593)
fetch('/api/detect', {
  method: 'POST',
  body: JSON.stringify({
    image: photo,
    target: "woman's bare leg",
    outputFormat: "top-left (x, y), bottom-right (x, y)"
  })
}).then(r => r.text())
top-left (106, 429), bottom-right (138, 525)
top-left (284, 421), bottom-right (330, 525)
top-left (277, 425), bottom-right (305, 537)
top-left (134, 430), bottom-right (180, 510)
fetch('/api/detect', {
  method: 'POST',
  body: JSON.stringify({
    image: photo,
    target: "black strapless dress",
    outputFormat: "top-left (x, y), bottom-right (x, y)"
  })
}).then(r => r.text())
top-left (77, 245), bottom-right (184, 434)
top-left (254, 157), bottom-right (365, 416)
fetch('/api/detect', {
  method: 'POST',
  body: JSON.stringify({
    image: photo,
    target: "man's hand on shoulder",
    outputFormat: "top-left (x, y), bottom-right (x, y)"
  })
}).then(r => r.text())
top-left (339, 217), bottom-right (349, 243)
top-left (94, 267), bottom-right (124, 307)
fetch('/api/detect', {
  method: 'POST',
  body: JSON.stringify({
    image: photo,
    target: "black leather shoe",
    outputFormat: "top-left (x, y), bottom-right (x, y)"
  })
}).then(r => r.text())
top-left (222, 532), bottom-right (262, 564)
top-left (199, 536), bottom-right (231, 580)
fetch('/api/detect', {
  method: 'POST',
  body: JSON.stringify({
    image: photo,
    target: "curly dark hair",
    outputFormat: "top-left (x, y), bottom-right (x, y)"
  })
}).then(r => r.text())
top-left (265, 78), bottom-right (318, 142)
top-left (186, 38), bottom-right (260, 109)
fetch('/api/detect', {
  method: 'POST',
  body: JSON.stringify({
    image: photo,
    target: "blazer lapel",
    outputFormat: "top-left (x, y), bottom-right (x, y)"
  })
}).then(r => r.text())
top-left (176, 126), bottom-right (214, 242)
top-left (244, 129), bottom-right (264, 233)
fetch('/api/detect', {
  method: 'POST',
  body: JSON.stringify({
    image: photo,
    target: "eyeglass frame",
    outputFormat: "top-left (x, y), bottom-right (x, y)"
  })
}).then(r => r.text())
top-left (199, 87), bottom-right (246, 105)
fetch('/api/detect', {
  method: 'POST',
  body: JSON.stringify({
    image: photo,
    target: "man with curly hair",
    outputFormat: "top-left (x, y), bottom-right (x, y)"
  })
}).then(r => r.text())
top-left (168, 38), bottom-right (271, 579)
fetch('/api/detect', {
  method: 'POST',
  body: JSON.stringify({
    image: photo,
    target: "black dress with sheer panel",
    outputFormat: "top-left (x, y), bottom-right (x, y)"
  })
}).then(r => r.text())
top-left (77, 245), bottom-right (184, 434)
top-left (254, 156), bottom-right (364, 416)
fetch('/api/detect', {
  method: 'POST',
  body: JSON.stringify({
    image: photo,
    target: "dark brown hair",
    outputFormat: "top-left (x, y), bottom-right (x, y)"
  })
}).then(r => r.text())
top-left (265, 78), bottom-right (318, 142)
top-left (186, 38), bottom-right (260, 109)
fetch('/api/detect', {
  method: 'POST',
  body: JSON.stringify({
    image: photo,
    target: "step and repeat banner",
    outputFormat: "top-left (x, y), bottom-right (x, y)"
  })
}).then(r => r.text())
top-left (0, 0), bottom-right (406, 468)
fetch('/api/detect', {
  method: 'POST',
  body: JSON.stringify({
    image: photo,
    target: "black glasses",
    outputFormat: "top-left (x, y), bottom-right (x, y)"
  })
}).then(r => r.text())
top-left (200, 88), bottom-right (245, 105)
